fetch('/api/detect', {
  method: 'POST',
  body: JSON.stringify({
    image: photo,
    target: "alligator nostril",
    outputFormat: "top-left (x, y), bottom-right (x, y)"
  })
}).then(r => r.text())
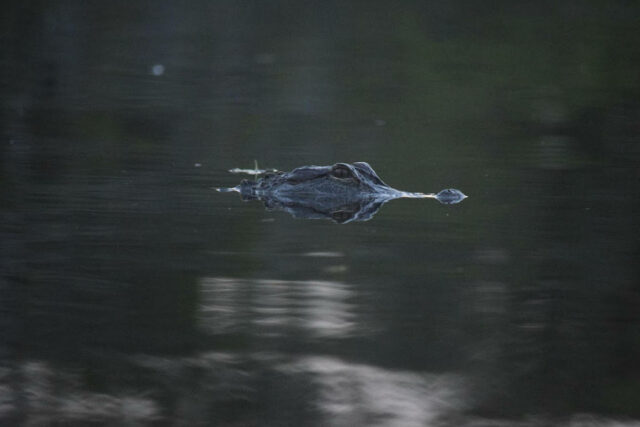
top-left (435, 188), bottom-right (467, 204)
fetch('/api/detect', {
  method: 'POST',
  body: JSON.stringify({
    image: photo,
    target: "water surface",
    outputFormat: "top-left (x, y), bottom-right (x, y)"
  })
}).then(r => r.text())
top-left (2, 2), bottom-right (640, 425)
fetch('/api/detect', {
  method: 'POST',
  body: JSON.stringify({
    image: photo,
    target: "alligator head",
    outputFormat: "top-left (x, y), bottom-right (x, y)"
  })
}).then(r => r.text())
top-left (218, 162), bottom-right (466, 223)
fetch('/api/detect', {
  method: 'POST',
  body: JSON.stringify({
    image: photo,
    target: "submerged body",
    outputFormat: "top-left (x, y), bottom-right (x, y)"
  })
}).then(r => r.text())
top-left (219, 162), bottom-right (466, 223)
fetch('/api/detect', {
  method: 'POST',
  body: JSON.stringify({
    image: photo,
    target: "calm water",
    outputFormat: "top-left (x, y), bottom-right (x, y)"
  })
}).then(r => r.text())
top-left (2, 2), bottom-right (640, 426)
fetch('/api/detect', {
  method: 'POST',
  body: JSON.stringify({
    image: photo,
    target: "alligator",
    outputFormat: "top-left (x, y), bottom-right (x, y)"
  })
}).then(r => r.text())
top-left (217, 162), bottom-right (467, 223)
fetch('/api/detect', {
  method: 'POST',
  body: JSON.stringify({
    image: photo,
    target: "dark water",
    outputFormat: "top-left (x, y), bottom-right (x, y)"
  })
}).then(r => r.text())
top-left (2, 2), bottom-right (640, 426)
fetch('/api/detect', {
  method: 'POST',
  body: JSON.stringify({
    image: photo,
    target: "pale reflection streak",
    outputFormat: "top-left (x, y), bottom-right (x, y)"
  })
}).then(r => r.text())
top-left (198, 278), bottom-right (358, 338)
top-left (131, 350), bottom-right (464, 425)
top-left (278, 356), bottom-right (465, 427)
top-left (6, 353), bottom-right (632, 426)
top-left (279, 356), bottom-right (640, 427)
top-left (0, 361), bottom-right (159, 425)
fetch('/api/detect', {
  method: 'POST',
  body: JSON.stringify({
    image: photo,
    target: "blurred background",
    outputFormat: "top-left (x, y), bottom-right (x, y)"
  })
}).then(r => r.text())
top-left (1, 1), bottom-right (639, 425)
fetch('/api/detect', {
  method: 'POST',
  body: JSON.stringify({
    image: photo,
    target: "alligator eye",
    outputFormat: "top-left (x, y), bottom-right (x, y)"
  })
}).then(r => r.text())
top-left (331, 164), bottom-right (352, 179)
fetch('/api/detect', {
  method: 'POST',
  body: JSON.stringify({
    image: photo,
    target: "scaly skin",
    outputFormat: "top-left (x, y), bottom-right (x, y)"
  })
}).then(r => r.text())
top-left (220, 162), bottom-right (466, 223)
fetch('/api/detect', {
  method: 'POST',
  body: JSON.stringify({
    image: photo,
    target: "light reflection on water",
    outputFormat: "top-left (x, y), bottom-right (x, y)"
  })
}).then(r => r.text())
top-left (0, 361), bottom-right (160, 425)
top-left (199, 278), bottom-right (360, 338)
top-left (277, 356), bottom-right (465, 427)
top-left (3, 354), bottom-right (639, 427)
top-left (132, 351), bottom-right (467, 426)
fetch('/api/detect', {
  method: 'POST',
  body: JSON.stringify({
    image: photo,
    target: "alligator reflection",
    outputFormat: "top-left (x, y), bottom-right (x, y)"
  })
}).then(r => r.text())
top-left (218, 162), bottom-right (467, 223)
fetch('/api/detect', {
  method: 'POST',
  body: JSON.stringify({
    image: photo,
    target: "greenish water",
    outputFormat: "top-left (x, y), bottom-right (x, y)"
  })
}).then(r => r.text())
top-left (2, 2), bottom-right (640, 425)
